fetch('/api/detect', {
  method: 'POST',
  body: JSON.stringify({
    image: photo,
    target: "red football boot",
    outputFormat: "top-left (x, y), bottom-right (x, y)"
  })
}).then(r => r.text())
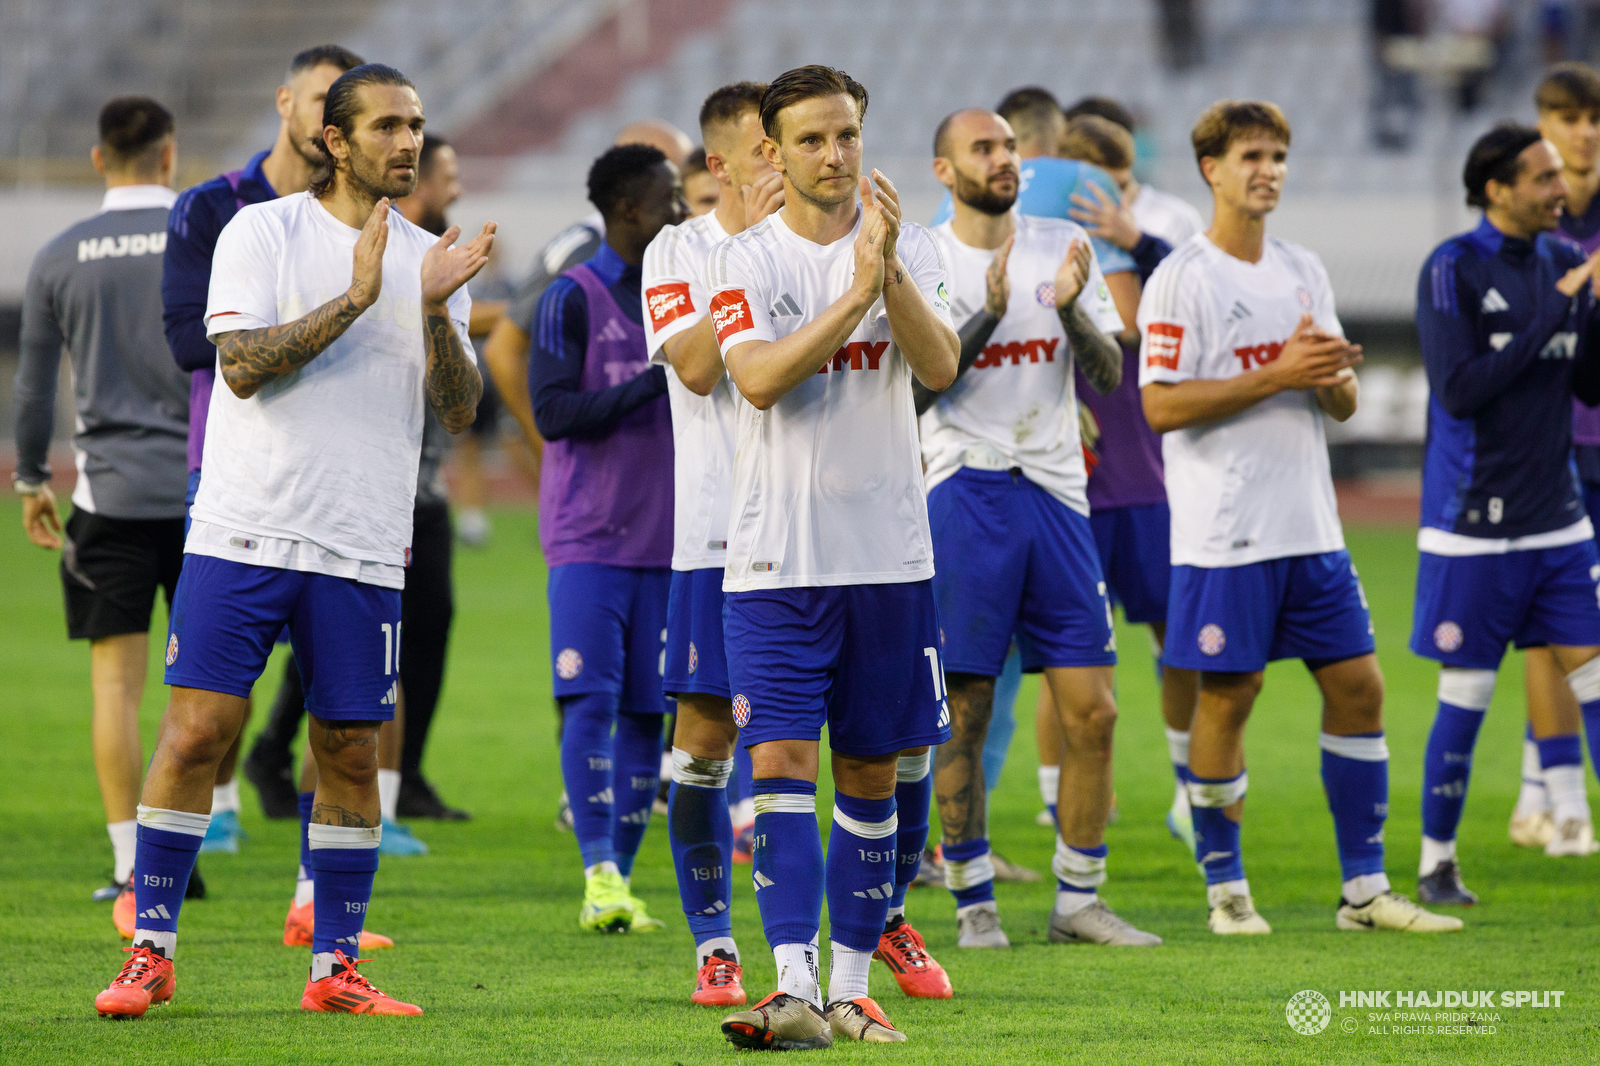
top-left (283, 899), bottom-right (394, 949)
top-left (94, 945), bottom-right (175, 1019)
top-left (874, 915), bottom-right (953, 999)
top-left (112, 883), bottom-right (136, 940)
top-left (691, 951), bottom-right (747, 1006)
top-left (300, 950), bottom-right (422, 1015)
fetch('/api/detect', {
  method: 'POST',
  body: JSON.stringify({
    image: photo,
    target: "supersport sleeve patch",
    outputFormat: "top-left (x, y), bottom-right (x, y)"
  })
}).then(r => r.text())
top-left (647, 282), bottom-right (695, 331)
top-left (711, 289), bottom-right (757, 347)
top-left (1144, 322), bottom-right (1184, 370)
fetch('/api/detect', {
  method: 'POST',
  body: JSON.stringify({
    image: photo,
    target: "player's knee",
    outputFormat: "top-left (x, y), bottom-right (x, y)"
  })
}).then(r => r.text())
top-left (162, 717), bottom-right (234, 770)
top-left (1060, 692), bottom-right (1118, 748)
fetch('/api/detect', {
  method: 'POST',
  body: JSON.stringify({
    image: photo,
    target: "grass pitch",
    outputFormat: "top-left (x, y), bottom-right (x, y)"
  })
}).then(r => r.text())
top-left (2, 503), bottom-right (1596, 1064)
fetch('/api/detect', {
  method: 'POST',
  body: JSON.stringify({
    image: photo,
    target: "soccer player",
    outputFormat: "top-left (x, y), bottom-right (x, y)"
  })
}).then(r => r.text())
top-left (1063, 96), bottom-right (1206, 248)
top-left (710, 65), bottom-right (958, 1049)
top-left (531, 143), bottom-right (684, 934)
top-left (1140, 100), bottom-right (1459, 935)
top-left (1412, 124), bottom-right (1600, 904)
top-left (920, 107), bottom-right (1158, 952)
top-left (1510, 64), bottom-right (1600, 849)
top-left (643, 81), bottom-right (780, 1005)
top-left (166, 44), bottom-right (364, 825)
top-left (682, 147), bottom-right (722, 217)
top-left (1056, 112), bottom-right (1201, 852)
top-left (93, 62), bottom-right (491, 1018)
top-left (15, 98), bottom-right (189, 909)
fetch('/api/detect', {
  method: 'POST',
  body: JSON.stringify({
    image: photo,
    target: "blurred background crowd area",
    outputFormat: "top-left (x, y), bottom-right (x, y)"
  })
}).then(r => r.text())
top-left (4, 0), bottom-right (1593, 485)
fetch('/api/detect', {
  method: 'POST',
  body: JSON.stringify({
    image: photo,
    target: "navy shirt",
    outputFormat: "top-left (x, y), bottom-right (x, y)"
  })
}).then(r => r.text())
top-left (529, 242), bottom-right (666, 441)
top-left (1416, 216), bottom-right (1600, 540)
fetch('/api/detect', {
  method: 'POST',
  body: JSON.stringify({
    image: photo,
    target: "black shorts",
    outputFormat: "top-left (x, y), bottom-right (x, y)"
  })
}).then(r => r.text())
top-left (470, 365), bottom-right (502, 438)
top-left (61, 509), bottom-right (185, 641)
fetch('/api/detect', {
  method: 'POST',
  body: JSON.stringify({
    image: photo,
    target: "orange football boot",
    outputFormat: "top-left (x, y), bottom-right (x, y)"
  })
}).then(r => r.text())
top-left (112, 883), bottom-right (136, 939)
top-left (691, 951), bottom-right (747, 1006)
top-left (283, 899), bottom-right (394, 949)
top-left (301, 950), bottom-right (422, 1015)
top-left (874, 916), bottom-right (953, 999)
top-left (94, 945), bottom-right (175, 1019)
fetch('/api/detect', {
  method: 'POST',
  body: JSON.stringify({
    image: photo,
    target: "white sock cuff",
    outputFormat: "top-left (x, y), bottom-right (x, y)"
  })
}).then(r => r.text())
top-left (1522, 737), bottom-right (1544, 778)
top-left (1318, 732), bottom-right (1389, 762)
top-left (1187, 771), bottom-right (1248, 808)
top-left (307, 823), bottom-right (382, 850)
top-left (753, 792), bottom-right (815, 816)
top-left (210, 778), bottom-right (240, 813)
top-left (1164, 728), bottom-right (1191, 766)
top-left (1051, 836), bottom-right (1107, 888)
top-left (1342, 871), bottom-right (1391, 906)
top-left (1567, 655), bottom-right (1600, 703)
top-left (832, 804), bottom-right (897, 840)
top-left (896, 751), bottom-right (931, 782)
top-left (1038, 765), bottom-right (1061, 806)
top-left (1437, 668), bottom-right (1496, 711)
top-left (672, 747), bottom-right (734, 789)
top-left (944, 853), bottom-right (996, 890)
top-left (136, 805), bottom-right (211, 837)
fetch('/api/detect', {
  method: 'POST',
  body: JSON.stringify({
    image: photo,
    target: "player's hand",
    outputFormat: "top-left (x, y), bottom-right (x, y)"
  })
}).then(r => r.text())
top-left (738, 171), bottom-right (785, 233)
top-left (21, 484), bottom-right (62, 550)
top-left (1053, 238), bottom-right (1093, 310)
top-left (1069, 183), bottom-right (1141, 252)
top-left (984, 234), bottom-right (1014, 318)
top-left (1268, 313), bottom-right (1362, 390)
top-left (422, 221), bottom-right (497, 312)
top-left (852, 176), bottom-right (888, 301)
top-left (868, 169), bottom-right (902, 265)
top-left (1557, 248), bottom-right (1600, 297)
top-left (349, 198), bottom-right (390, 311)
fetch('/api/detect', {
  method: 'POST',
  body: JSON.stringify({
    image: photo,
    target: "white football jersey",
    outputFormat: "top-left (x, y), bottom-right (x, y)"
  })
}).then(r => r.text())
top-left (921, 215), bottom-right (1124, 514)
top-left (642, 211), bottom-right (738, 572)
top-left (1137, 233), bottom-right (1345, 568)
top-left (1130, 184), bottom-right (1206, 248)
top-left (199, 193), bottom-right (472, 588)
top-left (707, 209), bottom-right (953, 591)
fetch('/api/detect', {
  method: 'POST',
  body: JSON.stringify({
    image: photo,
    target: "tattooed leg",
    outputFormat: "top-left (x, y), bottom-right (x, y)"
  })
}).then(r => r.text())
top-left (308, 718), bottom-right (382, 827)
top-left (935, 674), bottom-right (997, 848)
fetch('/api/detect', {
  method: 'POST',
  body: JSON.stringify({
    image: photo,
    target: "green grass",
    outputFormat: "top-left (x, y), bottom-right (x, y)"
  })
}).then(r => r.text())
top-left (1, 503), bottom-right (1596, 1064)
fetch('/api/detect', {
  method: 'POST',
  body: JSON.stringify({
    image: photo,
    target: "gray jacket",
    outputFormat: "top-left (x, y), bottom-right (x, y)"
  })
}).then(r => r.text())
top-left (15, 185), bottom-right (190, 518)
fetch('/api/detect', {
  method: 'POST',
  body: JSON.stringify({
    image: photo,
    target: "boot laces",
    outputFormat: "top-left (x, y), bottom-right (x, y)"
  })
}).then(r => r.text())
top-left (885, 924), bottom-right (930, 967)
top-left (115, 946), bottom-right (163, 986)
top-left (331, 949), bottom-right (384, 995)
top-left (699, 956), bottom-right (740, 988)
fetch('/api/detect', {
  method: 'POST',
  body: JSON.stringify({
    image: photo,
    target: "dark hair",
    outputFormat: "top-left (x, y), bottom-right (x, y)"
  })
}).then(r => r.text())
top-left (1537, 62), bottom-right (1600, 113)
top-left (308, 63), bottom-right (415, 198)
top-left (996, 86), bottom-right (1062, 144)
top-left (683, 146), bottom-right (709, 175)
top-left (1191, 99), bottom-right (1292, 175)
top-left (760, 65), bottom-right (868, 142)
top-left (1464, 123), bottom-right (1546, 209)
top-left (700, 81), bottom-right (768, 138)
top-left (97, 96), bottom-right (174, 171)
top-left (419, 131), bottom-right (450, 177)
top-left (587, 143), bottom-right (669, 219)
top-left (288, 44), bottom-right (364, 81)
top-left (1064, 95), bottom-right (1138, 133)
top-left (1060, 114), bottom-right (1134, 171)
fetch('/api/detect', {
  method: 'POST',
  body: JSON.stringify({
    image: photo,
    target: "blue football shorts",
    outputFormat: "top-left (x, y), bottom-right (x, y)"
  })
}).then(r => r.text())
top-left (664, 567), bottom-right (730, 700)
top-left (547, 562), bottom-right (669, 715)
top-left (1090, 502), bottom-right (1171, 626)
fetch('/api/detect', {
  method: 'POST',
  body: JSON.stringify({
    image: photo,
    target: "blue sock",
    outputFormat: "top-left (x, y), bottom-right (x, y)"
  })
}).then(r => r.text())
top-left (559, 692), bottom-right (617, 869)
top-left (890, 757), bottom-right (931, 912)
top-left (1421, 703), bottom-right (1485, 843)
top-left (298, 791), bottom-right (315, 875)
top-left (611, 711), bottom-right (663, 878)
top-left (1579, 701), bottom-right (1600, 780)
top-left (983, 649), bottom-right (1023, 792)
top-left (668, 749), bottom-right (734, 943)
top-left (730, 744), bottom-right (754, 811)
top-left (131, 807), bottom-right (208, 953)
top-left (826, 792), bottom-right (898, 952)
top-left (1537, 733), bottom-right (1584, 771)
top-left (751, 778), bottom-right (824, 949)
top-left (942, 837), bottom-right (995, 906)
top-left (307, 825), bottom-right (379, 954)
top-left (1319, 732), bottom-right (1389, 881)
top-left (1189, 772), bottom-right (1246, 885)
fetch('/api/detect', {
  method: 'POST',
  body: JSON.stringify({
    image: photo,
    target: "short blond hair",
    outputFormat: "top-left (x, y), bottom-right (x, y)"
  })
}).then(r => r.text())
top-left (1191, 100), bottom-right (1291, 175)
top-left (1060, 115), bottom-right (1134, 171)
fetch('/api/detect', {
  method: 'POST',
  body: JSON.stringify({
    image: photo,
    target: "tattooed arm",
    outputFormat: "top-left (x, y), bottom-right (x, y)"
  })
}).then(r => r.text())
top-left (1054, 238), bottom-right (1122, 396)
top-left (420, 220), bottom-right (497, 433)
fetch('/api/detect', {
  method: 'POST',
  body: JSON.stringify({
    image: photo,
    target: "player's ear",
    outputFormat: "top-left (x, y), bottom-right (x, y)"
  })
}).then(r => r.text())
top-left (931, 156), bottom-right (953, 189)
top-left (760, 137), bottom-right (782, 172)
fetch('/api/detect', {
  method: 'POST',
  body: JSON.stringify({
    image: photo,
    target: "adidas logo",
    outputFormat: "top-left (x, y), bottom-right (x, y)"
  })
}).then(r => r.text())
top-left (335, 934), bottom-right (361, 945)
top-left (598, 318), bottom-right (631, 343)
top-left (950, 296), bottom-right (974, 318)
top-left (137, 904), bottom-right (172, 920)
top-left (587, 788), bottom-right (614, 805)
top-left (937, 700), bottom-right (950, 729)
top-left (1481, 287), bottom-right (1509, 313)
top-left (1226, 300), bottom-right (1252, 322)
top-left (697, 900), bottom-right (729, 915)
top-left (852, 881), bottom-right (894, 900)
top-left (753, 870), bottom-right (776, 890)
top-left (770, 292), bottom-right (802, 318)
top-left (618, 809), bottom-right (651, 825)
top-left (1199, 851), bottom-right (1234, 865)
top-left (380, 681), bottom-right (397, 706)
